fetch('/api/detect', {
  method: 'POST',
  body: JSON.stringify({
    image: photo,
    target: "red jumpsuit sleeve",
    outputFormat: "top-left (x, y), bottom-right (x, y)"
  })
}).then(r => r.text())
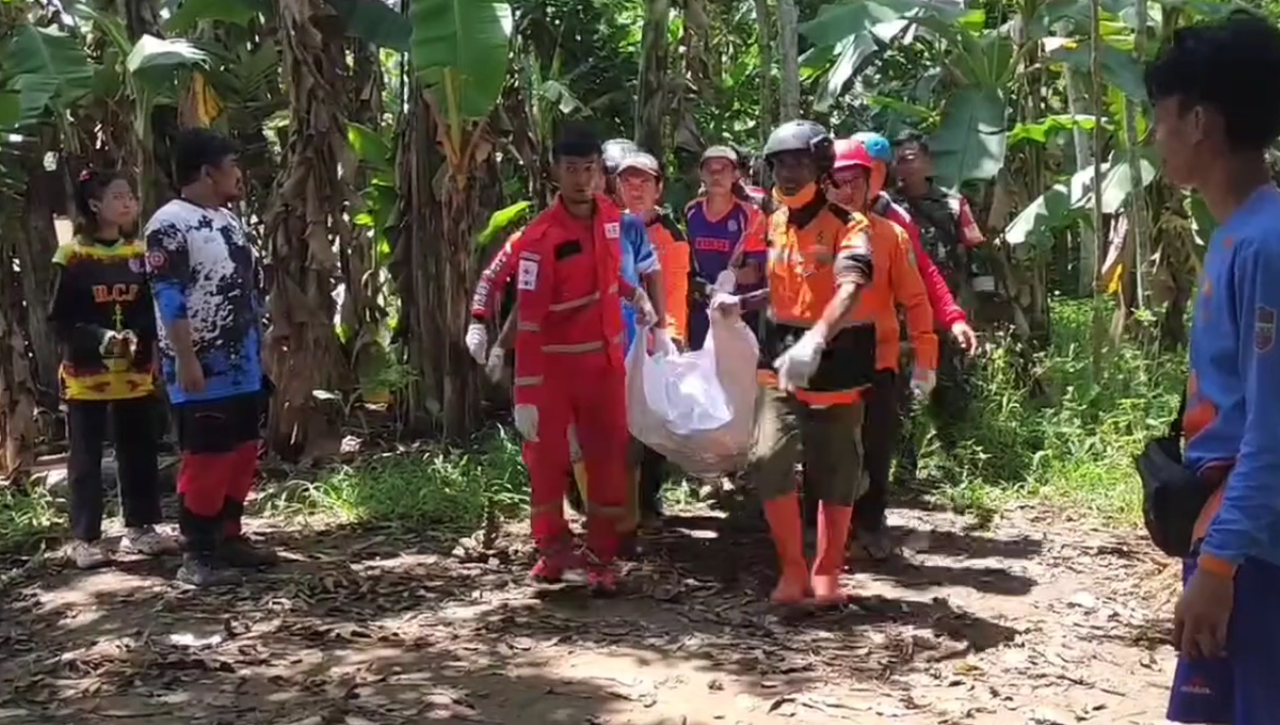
top-left (742, 205), bottom-right (768, 253)
top-left (904, 218), bottom-right (967, 328)
top-left (892, 227), bottom-right (938, 372)
top-left (958, 197), bottom-right (985, 248)
top-left (471, 229), bottom-right (525, 321)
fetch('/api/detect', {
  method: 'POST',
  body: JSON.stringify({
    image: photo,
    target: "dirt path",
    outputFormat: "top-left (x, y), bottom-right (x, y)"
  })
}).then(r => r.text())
top-left (0, 503), bottom-right (1181, 725)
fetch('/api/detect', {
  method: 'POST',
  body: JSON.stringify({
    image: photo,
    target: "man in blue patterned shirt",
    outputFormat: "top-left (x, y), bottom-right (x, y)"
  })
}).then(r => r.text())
top-left (145, 129), bottom-right (273, 587)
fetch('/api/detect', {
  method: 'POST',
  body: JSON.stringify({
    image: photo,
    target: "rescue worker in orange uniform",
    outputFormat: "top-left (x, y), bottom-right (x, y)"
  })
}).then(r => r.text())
top-left (617, 151), bottom-right (690, 346)
top-left (616, 150), bottom-right (690, 527)
top-left (823, 138), bottom-right (938, 558)
top-left (711, 120), bottom-right (876, 607)
top-left (465, 126), bottom-right (658, 595)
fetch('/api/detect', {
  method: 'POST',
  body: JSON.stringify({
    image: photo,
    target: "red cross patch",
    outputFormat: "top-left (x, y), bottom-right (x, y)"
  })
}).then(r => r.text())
top-left (1256, 305), bottom-right (1275, 353)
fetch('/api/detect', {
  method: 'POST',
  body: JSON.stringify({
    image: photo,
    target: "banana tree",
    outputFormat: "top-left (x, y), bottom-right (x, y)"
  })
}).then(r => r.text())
top-left (262, 0), bottom-right (358, 459)
top-left (75, 5), bottom-right (211, 210)
top-left (393, 0), bottom-right (513, 439)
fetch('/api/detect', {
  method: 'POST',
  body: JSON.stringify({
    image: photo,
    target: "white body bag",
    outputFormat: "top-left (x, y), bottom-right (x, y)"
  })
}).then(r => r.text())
top-left (626, 304), bottom-right (759, 477)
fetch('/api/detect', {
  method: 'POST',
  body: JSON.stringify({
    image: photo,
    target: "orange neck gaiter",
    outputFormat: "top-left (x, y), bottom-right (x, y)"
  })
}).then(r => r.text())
top-left (773, 182), bottom-right (819, 210)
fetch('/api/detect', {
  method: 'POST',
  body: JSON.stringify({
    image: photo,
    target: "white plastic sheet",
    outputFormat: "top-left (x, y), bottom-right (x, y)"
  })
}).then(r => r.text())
top-left (626, 309), bottom-right (759, 476)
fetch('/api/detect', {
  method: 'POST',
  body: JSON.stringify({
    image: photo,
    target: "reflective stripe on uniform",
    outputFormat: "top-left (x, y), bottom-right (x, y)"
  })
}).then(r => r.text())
top-left (542, 341), bottom-right (605, 354)
top-left (518, 321), bottom-right (541, 332)
top-left (548, 291), bottom-right (601, 312)
top-left (514, 375), bottom-right (544, 387)
top-left (756, 369), bottom-right (864, 406)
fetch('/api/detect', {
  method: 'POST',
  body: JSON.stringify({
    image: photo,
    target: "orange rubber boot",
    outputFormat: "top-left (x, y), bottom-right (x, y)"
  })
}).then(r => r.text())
top-left (762, 495), bottom-right (811, 605)
top-left (811, 502), bottom-right (854, 606)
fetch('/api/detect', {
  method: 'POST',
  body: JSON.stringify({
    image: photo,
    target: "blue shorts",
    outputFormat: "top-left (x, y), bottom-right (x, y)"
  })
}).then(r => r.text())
top-left (1167, 556), bottom-right (1280, 724)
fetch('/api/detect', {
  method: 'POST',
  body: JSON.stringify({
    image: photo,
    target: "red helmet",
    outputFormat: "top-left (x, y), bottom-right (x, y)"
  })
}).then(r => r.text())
top-left (832, 138), bottom-right (874, 173)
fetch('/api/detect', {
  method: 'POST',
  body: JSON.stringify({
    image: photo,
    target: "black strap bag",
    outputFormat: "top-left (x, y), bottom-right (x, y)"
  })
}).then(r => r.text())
top-left (1137, 392), bottom-right (1215, 558)
top-left (758, 321), bottom-right (877, 393)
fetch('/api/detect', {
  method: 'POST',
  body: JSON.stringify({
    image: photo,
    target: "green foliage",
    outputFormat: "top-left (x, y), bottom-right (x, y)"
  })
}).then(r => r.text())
top-left (1004, 152), bottom-right (1159, 245)
top-left (928, 87), bottom-right (1007, 187)
top-left (1008, 114), bottom-right (1102, 146)
top-left (475, 201), bottom-right (533, 249)
top-left (0, 24), bottom-right (94, 128)
top-left (165, 0), bottom-right (266, 34)
top-left (327, 0), bottom-right (410, 52)
top-left (920, 299), bottom-right (1184, 525)
top-left (409, 0), bottom-right (514, 121)
top-left (0, 484), bottom-right (59, 553)
top-left (260, 431), bottom-right (528, 531)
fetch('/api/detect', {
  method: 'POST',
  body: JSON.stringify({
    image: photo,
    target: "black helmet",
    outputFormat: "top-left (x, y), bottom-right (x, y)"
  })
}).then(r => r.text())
top-left (602, 139), bottom-right (639, 175)
top-left (763, 120), bottom-right (835, 174)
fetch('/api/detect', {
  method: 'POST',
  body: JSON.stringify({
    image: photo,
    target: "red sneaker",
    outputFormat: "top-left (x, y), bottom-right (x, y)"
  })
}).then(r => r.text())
top-left (530, 548), bottom-right (586, 584)
top-left (587, 563), bottom-right (620, 597)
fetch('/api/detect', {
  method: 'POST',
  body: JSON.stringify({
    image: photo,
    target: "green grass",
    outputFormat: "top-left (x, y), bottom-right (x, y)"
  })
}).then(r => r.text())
top-left (919, 298), bottom-right (1185, 526)
top-left (258, 428), bottom-right (528, 533)
top-left (0, 483), bottom-right (61, 553)
top-left (0, 299), bottom-right (1184, 549)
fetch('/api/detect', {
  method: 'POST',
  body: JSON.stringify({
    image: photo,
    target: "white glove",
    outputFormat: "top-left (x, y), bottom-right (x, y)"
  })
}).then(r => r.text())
top-left (513, 404), bottom-right (539, 442)
top-left (652, 327), bottom-right (678, 357)
top-left (772, 328), bottom-right (826, 393)
top-left (465, 322), bottom-right (488, 365)
top-left (910, 367), bottom-right (937, 398)
top-left (485, 345), bottom-right (506, 382)
top-left (631, 287), bottom-right (657, 327)
top-left (709, 293), bottom-right (742, 318)
top-left (713, 269), bottom-right (737, 295)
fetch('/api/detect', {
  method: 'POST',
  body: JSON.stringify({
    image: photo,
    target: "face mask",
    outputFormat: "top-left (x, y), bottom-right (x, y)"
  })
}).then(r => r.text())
top-left (773, 182), bottom-right (818, 210)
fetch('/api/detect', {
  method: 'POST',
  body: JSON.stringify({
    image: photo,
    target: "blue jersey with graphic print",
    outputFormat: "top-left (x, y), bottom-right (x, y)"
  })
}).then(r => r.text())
top-left (619, 212), bottom-right (658, 353)
top-left (1184, 185), bottom-right (1280, 568)
top-left (144, 199), bottom-right (263, 404)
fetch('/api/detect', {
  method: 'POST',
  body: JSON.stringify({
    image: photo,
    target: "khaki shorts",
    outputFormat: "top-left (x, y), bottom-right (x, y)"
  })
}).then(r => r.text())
top-left (748, 386), bottom-right (867, 506)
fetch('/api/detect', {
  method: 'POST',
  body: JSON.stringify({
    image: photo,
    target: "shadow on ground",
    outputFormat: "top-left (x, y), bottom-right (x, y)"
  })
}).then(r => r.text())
top-left (0, 491), bottom-right (1041, 725)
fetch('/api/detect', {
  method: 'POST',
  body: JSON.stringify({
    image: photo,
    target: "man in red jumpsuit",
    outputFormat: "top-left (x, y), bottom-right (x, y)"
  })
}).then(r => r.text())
top-left (465, 125), bottom-right (656, 595)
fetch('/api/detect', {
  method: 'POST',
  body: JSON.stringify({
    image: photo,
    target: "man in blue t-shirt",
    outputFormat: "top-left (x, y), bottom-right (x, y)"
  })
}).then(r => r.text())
top-left (1147, 12), bottom-right (1280, 724)
top-left (145, 129), bottom-right (273, 588)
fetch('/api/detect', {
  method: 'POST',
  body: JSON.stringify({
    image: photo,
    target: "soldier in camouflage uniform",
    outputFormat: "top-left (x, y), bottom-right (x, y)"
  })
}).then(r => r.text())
top-left (890, 131), bottom-right (986, 483)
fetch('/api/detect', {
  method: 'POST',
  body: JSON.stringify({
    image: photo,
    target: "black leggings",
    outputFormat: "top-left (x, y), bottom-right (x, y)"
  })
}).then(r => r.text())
top-left (67, 396), bottom-right (162, 542)
top-left (855, 370), bottom-right (901, 531)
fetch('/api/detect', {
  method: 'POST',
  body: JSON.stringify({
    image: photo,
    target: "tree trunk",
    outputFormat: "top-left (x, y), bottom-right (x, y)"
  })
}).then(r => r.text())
top-left (776, 0), bottom-right (800, 121)
top-left (0, 213), bottom-right (40, 479)
top-left (1088, 0), bottom-right (1107, 371)
top-left (389, 84), bottom-right (444, 435)
top-left (753, 0), bottom-right (775, 150)
top-left (635, 0), bottom-right (672, 157)
top-left (388, 84), bottom-right (491, 441)
top-left (264, 0), bottom-right (353, 459)
top-left (341, 39), bottom-right (386, 394)
top-left (436, 173), bottom-right (487, 440)
top-left (1124, 0), bottom-right (1150, 309)
top-left (118, 0), bottom-right (173, 213)
top-left (18, 155), bottom-right (61, 409)
top-left (684, 0), bottom-right (711, 96)
top-left (1066, 69), bottom-right (1097, 296)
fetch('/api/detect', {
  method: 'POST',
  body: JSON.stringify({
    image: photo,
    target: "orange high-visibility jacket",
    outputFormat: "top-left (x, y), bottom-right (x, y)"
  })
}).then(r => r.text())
top-left (646, 211), bottom-right (691, 342)
top-left (470, 195), bottom-right (634, 409)
top-left (759, 197), bottom-right (874, 406)
top-left (854, 213), bottom-right (938, 373)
